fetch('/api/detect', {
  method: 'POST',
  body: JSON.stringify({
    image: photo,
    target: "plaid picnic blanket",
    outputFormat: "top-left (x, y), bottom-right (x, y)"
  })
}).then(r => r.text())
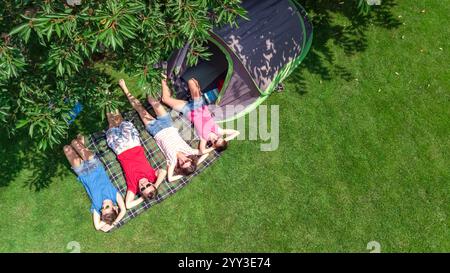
top-left (84, 104), bottom-right (222, 232)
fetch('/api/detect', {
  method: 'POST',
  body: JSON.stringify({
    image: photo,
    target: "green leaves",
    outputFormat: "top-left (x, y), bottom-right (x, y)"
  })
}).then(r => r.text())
top-left (85, 77), bottom-right (126, 121)
top-left (0, 90), bottom-right (12, 124)
top-left (212, 0), bottom-right (248, 27)
top-left (14, 91), bottom-right (71, 150)
top-left (92, 0), bottom-right (143, 50)
top-left (0, 45), bottom-right (26, 80)
top-left (11, 80), bottom-right (80, 150)
top-left (44, 45), bottom-right (84, 77)
top-left (2, 0), bottom-right (247, 150)
top-left (357, 0), bottom-right (372, 15)
top-left (9, 22), bottom-right (30, 37)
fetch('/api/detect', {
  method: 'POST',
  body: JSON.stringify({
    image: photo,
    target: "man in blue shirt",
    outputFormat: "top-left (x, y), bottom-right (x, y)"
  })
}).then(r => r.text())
top-left (63, 135), bottom-right (126, 232)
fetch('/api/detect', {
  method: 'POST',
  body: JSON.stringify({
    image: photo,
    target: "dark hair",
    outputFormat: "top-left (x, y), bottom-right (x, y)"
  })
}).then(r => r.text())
top-left (213, 138), bottom-right (228, 152)
top-left (174, 154), bottom-right (199, 176)
top-left (141, 186), bottom-right (158, 200)
top-left (101, 209), bottom-right (118, 225)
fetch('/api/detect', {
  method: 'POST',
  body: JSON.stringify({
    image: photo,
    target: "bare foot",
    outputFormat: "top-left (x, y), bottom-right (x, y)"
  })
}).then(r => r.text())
top-left (76, 134), bottom-right (85, 146)
top-left (63, 145), bottom-right (83, 168)
top-left (106, 112), bottom-right (115, 126)
top-left (70, 139), bottom-right (93, 162)
top-left (188, 78), bottom-right (201, 93)
top-left (118, 79), bottom-right (126, 88)
top-left (118, 79), bottom-right (130, 95)
top-left (147, 96), bottom-right (160, 106)
top-left (107, 111), bottom-right (123, 128)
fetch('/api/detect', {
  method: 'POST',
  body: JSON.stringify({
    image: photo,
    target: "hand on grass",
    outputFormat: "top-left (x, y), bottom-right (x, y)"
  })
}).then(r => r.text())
top-left (100, 224), bottom-right (113, 233)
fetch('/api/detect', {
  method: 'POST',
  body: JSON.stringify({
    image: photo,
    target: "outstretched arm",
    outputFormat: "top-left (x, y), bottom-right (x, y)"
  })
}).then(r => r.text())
top-left (154, 169), bottom-right (168, 188)
top-left (92, 211), bottom-right (111, 232)
top-left (125, 190), bottom-right (144, 209)
top-left (199, 139), bottom-right (215, 155)
top-left (192, 148), bottom-right (209, 165)
top-left (111, 193), bottom-right (127, 226)
top-left (197, 152), bottom-right (209, 165)
top-left (220, 129), bottom-right (240, 141)
top-left (167, 163), bottom-right (183, 182)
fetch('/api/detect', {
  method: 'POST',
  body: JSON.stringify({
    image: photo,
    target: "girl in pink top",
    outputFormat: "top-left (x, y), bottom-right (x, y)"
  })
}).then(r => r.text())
top-left (161, 77), bottom-right (240, 154)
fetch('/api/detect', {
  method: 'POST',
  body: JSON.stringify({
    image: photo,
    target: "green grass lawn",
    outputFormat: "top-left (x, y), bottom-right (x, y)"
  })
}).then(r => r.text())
top-left (0, 0), bottom-right (449, 252)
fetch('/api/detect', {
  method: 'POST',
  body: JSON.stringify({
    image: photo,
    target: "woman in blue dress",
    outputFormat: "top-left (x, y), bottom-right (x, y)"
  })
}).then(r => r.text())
top-left (63, 135), bottom-right (126, 232)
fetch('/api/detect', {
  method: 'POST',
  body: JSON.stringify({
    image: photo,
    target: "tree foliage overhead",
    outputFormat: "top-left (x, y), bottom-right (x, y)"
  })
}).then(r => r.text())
top-left (0, 0), bottom-right (246, 150)
top-left (0, 0), bottom-right (375, 151)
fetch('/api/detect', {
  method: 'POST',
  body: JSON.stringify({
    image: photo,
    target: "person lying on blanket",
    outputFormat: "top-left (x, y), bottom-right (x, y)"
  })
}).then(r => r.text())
top-left (63, 135), bottom-right (126, 232)
top-left (118, 79), bottom-right (209, 182)
top-left (105, 110), bottom-right (167, 209)
top-left (161, 77), bottom-right (240, 154)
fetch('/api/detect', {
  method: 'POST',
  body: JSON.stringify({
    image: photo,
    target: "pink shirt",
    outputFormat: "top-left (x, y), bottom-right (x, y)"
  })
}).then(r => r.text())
top-left (186, 105), bottom-right (220, 141)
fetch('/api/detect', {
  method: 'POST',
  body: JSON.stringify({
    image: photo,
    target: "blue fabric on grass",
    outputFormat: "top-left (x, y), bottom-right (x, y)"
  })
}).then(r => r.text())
top-left (74, 158), bottom-right (118, 214)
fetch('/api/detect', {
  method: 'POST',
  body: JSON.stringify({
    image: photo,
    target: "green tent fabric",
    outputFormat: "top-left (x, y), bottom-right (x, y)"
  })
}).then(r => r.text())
top-left (181, 40), bottom-right (228, 91)
top-left (167, 0), bottom-right (313, 123)
top-left (83, 105), bottom-right (222, 232)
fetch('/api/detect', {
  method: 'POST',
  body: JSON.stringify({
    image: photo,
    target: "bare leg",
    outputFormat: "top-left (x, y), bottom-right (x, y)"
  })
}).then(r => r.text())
top-left (160, 78), bottom-right (187, 112)
top-left (118, 79), bottom-right (155, 126)
top-left (63, 145), bottom-right (82, 168)
top-left (107, 110), bottom-right (123, 129)
top-left (71, 138), bottom-right (94, 161)
top-left (148, 96), bottom-right (168, 117)
top-left (187, 78), bottom-right (202, 100)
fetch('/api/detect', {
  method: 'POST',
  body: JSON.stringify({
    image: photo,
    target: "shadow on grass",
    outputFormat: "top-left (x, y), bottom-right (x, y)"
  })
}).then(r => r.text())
top-left (0, 128), bottom-right (65, 191)
top-left (0, 75), bottom-right (123, 191)
top-left (18, 111), bottom-right (106, 192)
top-left (0, 67), bottom-right (137, 191)
top-left (0, 129), bottom-right (29, 188)
top-left (0, 70), bottom-right (119, 191)
top-left (23, 147), bottom-right (68, 191)
top-left (287, 0), bottom-right (402, 94)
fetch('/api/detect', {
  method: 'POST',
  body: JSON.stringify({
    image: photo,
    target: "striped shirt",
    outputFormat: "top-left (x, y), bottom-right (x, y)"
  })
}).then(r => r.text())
top-left (154, 127), bottom-right (197, 166)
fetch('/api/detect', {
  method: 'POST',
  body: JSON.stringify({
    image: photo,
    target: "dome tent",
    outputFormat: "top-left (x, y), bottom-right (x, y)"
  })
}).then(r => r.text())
top-left (166, 0), bottom-right (313, 123)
